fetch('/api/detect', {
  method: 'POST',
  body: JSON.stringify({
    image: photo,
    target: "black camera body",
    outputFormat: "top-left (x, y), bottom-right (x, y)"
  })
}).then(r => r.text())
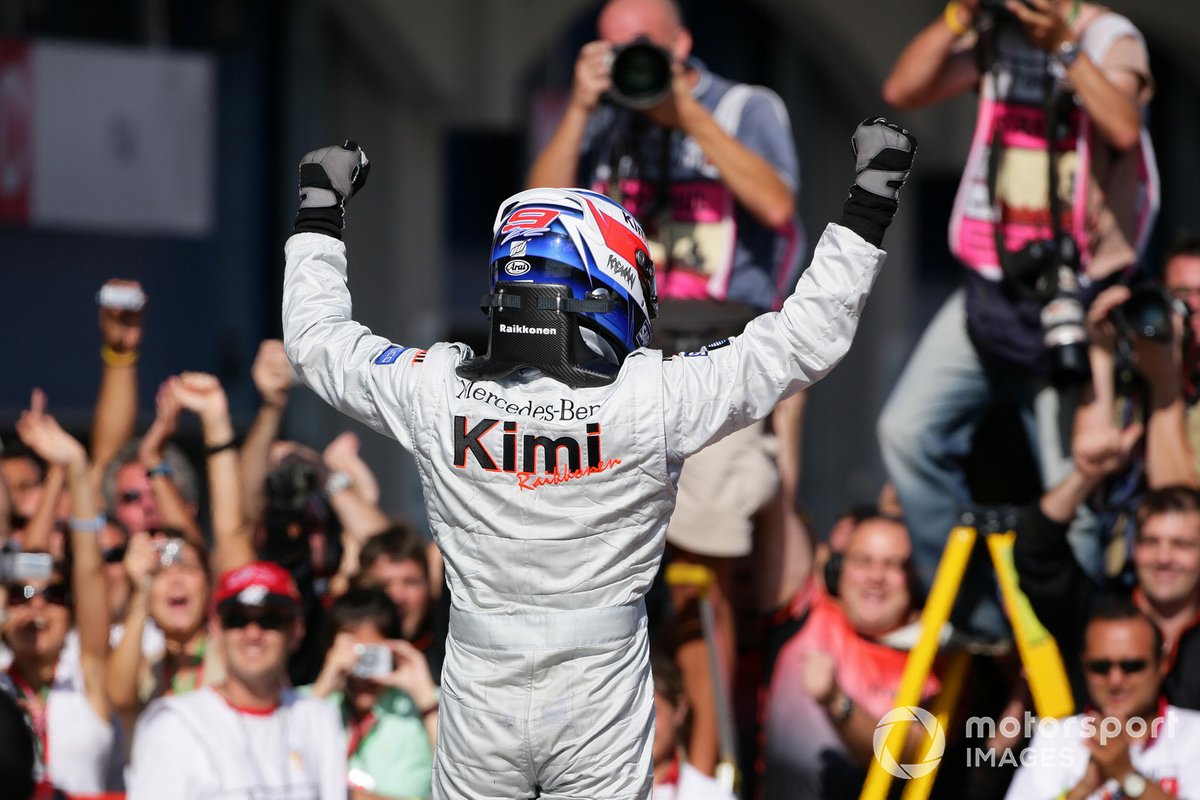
top-left (1111, 284), bottom-right (1176, 342)
top-left (608, 37), bottom-right (673, 110)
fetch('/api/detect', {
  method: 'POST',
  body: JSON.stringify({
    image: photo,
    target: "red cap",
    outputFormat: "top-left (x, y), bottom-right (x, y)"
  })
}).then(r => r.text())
top-left (214, 561), bottom-right (300, 609)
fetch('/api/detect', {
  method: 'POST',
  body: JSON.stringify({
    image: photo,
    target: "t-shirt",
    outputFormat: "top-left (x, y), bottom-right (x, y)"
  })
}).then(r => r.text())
top-left (763, 592), bottom-right (941, 799)
top-left (324, 687), bottom-right (434, 799)
top-left (126, 685), bottom-right (347, 800)
top-left (1004, 703), bottom-right (1200, 799)
top-left (654, 761), bottom-right (736, 800)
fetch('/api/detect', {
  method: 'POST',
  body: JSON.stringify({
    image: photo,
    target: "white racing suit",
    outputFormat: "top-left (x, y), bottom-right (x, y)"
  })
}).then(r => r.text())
top-left (282, 223), bottom-right (885, 799)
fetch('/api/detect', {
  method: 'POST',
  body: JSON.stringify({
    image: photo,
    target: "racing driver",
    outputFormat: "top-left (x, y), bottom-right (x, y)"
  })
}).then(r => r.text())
top-left (282, 116), bottom-right (916, 799)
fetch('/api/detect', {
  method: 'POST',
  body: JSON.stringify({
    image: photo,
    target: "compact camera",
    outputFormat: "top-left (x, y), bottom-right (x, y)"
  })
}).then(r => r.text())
top-left (0, 551), bottom-right (53, 583)
top-left (96, 283), bottom-right (146, 312)
top-left (351, 643), bottom-right (393, 679)
top-left (608, 37), bottom-right (673, 109)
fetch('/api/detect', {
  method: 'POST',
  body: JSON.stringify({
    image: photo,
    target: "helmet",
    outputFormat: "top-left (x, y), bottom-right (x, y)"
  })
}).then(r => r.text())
top-left (456, 188), bottom-right (657, 388)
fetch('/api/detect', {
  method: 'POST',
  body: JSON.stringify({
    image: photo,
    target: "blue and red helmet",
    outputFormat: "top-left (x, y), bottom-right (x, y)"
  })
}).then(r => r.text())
top-left (457, 188), bottom-right (658, 387)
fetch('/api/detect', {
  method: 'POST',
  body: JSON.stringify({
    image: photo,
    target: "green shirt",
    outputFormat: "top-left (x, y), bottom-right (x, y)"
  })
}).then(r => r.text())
top-left (315, 686), bottom-right (435, 799)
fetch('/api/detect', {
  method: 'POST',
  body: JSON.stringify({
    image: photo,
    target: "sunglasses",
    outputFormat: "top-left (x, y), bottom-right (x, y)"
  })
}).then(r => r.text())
top-left (1084, 659), bottom-right (1150, 676)
top-left (7, 583), bottom-right (70, 607)
top-left (102, 545), bottom-right (128, 564)
top-left (118, 490), bottom-right (143, 506)
top-left (219, 606), bottom-right (296, 632)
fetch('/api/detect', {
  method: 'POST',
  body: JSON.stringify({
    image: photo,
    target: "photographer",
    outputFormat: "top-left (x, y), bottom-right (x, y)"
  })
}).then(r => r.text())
top-left (527, 0), bottom-right (805, 773)
top-left (877, 0), bottom-right (1156, 636)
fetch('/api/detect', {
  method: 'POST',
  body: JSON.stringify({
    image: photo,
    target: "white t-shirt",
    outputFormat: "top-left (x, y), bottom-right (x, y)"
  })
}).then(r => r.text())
top-left (654, 763), bottom-right (737, 800)
top-left (1005, 705), bottom-right (1200, 799)
top-left (127, 685), bottom-right (347, 800)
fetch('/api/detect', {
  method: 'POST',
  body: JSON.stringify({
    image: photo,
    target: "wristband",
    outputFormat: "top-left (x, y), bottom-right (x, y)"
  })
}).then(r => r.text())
top-left (146, 461), bottom-right (173, 479)
top-left (100, 345), bottom-right (139, 368)
top-left (205, 438), bottom-right (238, 456)
top-left (70, 514), bottom-right (107, 533)
top-left (943, 1), bottom-right (968, 36)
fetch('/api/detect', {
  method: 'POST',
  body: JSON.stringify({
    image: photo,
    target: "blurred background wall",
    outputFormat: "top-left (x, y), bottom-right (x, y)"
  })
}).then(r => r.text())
top-left (2, 0), bottom-right (1197, 536)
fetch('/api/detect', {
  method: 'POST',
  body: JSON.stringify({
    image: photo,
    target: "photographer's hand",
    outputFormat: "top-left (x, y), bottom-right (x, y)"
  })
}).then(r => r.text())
top-left (1005, 0), bottom-right (1073, 51)
top-left (571, 40), bottom-right (613, 114)
top-left (647, 60), bottom-right (795, 230)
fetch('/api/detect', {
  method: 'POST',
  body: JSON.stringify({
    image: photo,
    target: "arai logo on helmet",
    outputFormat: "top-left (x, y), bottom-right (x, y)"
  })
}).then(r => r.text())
top-left (505, 259), bottom-right (532, 276)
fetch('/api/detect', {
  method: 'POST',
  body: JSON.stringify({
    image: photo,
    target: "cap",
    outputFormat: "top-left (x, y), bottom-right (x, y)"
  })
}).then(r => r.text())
top-left (214, 561), bottom-right (300, 611)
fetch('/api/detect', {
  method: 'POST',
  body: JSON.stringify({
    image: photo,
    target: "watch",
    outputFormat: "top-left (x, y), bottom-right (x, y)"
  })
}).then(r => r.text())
top-left (324, 470), bottom-right (354, 497)
top-left (829, 691), bottom-right (854, 724)
top-left (1056, 39), bottom-right (1081, 67)
top-left (1121, 771), bottom-right (1148, 798)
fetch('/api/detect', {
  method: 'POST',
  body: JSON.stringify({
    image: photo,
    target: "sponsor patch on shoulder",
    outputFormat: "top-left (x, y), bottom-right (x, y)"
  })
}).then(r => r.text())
top-left (374, 345), bottom-right (407, 365)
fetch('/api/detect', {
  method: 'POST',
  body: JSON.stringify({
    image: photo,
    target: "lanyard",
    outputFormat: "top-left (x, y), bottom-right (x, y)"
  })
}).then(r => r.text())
top-left (345, 708), bottom-right (379, 758)
top-left (163, 638), bottom-right (207, 696)
top-left (8, 663), bottom-right (53, 789)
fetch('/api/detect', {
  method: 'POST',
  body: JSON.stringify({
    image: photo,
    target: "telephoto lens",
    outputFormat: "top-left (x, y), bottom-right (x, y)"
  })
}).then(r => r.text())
top-left (1041, 266), bottom-right (1091, 386)
top-left (609, 38), bottom-right (673, 109)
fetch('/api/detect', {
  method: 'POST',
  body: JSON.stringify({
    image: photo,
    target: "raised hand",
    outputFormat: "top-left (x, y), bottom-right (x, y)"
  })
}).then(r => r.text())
top-left (171, 372), bottom-right (229, 424)
top-left (571, 41), bottom-right (614, 114)
top-left (299, 141), bottom-right (370, 210)
top-left (16, 389), bottom-right (87, 469)
top-left (851, 117), bottom-right (918, 202)
top-left (139, 377), bottom-right (183, 467)
top-left (97, 279), bottom-right (147, 355)
top-left (252, 339), bottom-right (295, 408)
top-left (322, 432), bottom-right (380, 506)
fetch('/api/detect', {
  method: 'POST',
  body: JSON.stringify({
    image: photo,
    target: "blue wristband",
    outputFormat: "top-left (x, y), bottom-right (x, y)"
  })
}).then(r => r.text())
top-left (70, 514), bottom-right (107, 533)
top-left (146, 461), bottom-right (173, 479)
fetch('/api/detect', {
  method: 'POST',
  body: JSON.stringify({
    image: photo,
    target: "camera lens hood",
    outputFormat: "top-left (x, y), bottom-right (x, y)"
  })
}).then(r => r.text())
top-left (609, 40), bottom-right (673, 109)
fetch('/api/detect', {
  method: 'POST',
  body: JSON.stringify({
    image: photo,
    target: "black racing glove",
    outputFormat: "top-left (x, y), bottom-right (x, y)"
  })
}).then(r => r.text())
top-left (294, 141), bottom-right (371, 239)
top-left (839, 117), bottom-right (917, 247)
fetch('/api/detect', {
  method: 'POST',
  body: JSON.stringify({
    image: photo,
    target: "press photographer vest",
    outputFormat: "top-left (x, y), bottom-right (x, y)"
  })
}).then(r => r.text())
top-left (579, 60), bottom-right (803, 322)
top-left (948, 10), bottom-right (1158, 283)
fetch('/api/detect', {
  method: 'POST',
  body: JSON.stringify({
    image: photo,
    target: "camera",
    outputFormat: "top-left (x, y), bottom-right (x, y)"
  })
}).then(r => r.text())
top-left (96, 283), bottom-right (146, 312)
top-left (1111, 284), bottom-right (1175, 342)
top-left (351, 643), bottom-right (393, 679)
top-left (157, 539), bottom-right (185, 568)
top-left (608, 37), bottom-right (673, 109)
top-left (0, 551), bottom-right (53, 583)
top-left (1040, 264), bottom-right (1091, 387)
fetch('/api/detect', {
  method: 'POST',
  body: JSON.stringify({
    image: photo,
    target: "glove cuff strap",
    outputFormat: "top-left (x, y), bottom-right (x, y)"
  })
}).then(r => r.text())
top-left (294, 206), bottom-right (344, 239)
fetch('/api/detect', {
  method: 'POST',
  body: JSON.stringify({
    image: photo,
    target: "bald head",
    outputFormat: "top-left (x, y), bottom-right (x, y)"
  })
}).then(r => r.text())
top-left (598, 0), bottom-right (690, 59)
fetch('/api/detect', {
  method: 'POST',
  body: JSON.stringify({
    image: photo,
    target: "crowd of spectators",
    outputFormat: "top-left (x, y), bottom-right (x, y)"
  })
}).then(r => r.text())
top-left (2, 0), bottom-right (1198, 799)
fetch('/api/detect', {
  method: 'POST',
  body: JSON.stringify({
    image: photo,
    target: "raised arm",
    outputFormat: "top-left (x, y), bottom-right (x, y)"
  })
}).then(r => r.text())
top-left (172, 373), bottom-right (255, 574)
top-left (1131, 310), bottom-right (1198, 488)
top-left (105, 532), bottom-right (159, 714)
top-left (323, 432), bottom-right (390, 598)
top-left (881, 1), bottom-right (980, 110)
top-left (662, 119), bottom-right (915, 457)
top-left (241, 340), bottom-right (295, 528)
top-left (1005, 0), bottom-right (1145, 151)
top-left (137, 379), bottom-right (204, 545)
top-left (648, 65), bottom-right (795, 229)
top-left (91, 279), bottom-right (146, 488)
top-left (16, 390), bottom-right (110, 721)
top-left (526, 40), bottom-right (610, 190)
